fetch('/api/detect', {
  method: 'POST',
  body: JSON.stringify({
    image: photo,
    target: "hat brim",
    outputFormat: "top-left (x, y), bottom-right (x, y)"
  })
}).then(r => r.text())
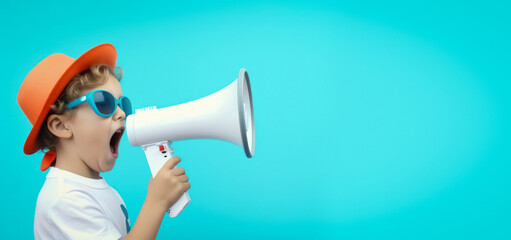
top-left (23, 43), bottom-right (117, 155)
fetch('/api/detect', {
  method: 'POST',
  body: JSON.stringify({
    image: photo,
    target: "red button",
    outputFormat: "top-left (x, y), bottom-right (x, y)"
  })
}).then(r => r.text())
top-left (159, 145), bottom-right (165, 152)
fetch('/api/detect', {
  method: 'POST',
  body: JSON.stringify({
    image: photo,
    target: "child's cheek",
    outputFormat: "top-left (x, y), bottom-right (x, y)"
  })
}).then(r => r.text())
top-left (74, 113), bottom-right (108, 152)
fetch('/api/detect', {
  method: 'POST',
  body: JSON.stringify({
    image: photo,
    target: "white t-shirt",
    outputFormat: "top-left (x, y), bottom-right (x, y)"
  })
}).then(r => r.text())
top-left (34, 167), bottom-right (130, 240)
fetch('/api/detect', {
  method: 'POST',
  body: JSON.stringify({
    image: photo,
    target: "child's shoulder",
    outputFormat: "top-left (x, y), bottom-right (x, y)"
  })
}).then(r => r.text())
top-left (37, 169), bottom-right (96, 209)
top-left (37, 167), bottom-right (115, 206)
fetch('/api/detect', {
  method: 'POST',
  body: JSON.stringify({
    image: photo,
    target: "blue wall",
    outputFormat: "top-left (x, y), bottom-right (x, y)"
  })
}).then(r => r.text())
top-left (3, 0), bottom-right (510, 239)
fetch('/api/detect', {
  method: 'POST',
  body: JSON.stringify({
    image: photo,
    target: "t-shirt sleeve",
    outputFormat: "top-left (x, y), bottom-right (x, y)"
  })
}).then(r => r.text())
top-left (47, 191), bottom-right (122, 240)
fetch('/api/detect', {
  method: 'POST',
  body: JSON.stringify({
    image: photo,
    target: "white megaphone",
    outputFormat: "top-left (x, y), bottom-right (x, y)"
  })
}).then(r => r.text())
top-left (126, 68), bottom-right (255, 218)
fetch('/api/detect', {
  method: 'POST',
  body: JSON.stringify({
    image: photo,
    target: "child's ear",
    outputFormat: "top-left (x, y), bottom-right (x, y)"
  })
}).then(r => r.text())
top-left (46, 114), bottom-right (72, 139)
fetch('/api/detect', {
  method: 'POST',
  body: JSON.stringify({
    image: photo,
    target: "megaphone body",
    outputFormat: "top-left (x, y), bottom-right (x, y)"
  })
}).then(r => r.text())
top-left (126, 68), bottom-right (255, 218)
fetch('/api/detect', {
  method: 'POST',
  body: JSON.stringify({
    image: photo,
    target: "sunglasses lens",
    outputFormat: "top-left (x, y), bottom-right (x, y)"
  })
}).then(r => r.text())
top-left (121, 97), bottom-right (132, 116)
top-left (93, 91), bottom-right (115, 115)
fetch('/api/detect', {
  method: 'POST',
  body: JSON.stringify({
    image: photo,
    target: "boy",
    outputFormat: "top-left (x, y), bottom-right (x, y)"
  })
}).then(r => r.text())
top-left (17, 43), bottom-right (190, 239)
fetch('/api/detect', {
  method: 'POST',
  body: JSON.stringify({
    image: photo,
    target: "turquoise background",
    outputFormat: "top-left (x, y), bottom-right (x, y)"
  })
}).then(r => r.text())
top-left (2, 0), bottom-right (510, 239)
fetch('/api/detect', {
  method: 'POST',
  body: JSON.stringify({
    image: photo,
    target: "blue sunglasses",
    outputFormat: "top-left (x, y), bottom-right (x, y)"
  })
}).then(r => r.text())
top-left (66, 90), bottom-right (132, 117)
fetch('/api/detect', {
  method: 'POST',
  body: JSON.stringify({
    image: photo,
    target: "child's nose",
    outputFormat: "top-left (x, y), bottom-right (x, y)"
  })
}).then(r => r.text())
top-left (113, 105), bottom-right (126, 120)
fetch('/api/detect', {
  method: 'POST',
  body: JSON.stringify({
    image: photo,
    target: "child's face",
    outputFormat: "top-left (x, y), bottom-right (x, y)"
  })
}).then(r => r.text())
top-left (67, 75), bottom-right (126, 174)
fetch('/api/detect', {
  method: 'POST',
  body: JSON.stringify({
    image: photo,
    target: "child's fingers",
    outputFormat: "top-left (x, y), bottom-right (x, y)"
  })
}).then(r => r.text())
top-left (183, 182), bottom-right (191, 191)
top-left (163, 156), bottom-right (181, 170)
top-left (177, 175), bottom-right (189, 183)
top-left (172, 167), bottom-right (185, 176)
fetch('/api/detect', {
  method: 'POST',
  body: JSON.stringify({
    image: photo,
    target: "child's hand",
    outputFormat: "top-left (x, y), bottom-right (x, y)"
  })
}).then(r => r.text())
top-left (146, 156), bottom-right (191, 212)
top-left (126, 157), bottom-right (190, 239)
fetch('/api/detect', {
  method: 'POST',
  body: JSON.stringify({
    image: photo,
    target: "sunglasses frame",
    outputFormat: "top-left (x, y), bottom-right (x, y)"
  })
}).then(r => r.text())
top-left (66, 90), bottom-right (132, 117)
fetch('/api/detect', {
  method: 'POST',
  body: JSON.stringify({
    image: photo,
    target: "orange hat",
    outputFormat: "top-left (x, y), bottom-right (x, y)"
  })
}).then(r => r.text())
top-left (17, 43), bottom-right (117, 171)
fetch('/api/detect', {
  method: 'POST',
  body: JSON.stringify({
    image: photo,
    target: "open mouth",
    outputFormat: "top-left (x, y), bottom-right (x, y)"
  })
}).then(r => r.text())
top-left (110, 127), bottom-right (124, 155)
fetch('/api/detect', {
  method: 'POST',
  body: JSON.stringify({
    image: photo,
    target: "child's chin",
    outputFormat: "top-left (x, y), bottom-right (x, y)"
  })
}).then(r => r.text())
top-left (99, 164), bottom-right (115, 173)
top-left (101, 159), bottom-right (117, 172)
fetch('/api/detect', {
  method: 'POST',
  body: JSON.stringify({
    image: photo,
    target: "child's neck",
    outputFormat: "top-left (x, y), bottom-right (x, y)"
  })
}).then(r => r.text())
top-left (54, 147), bottom-right (101, 179)
top-left (56, 161), bottom-right (101, 179)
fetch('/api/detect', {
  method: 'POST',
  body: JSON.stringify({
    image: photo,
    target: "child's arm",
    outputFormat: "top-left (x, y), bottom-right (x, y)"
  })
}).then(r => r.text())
top-left (124, 156), bottom-right (191, 240)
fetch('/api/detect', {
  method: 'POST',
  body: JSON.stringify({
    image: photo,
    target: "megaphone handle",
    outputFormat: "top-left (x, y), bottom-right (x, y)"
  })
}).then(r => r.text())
top-left (142, 141), bottom-right (191, 218)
